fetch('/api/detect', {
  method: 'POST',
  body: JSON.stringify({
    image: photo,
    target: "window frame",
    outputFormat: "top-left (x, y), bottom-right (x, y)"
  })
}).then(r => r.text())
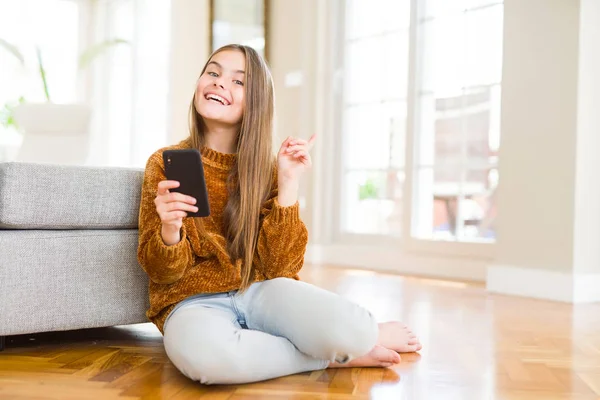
top-left (327, 0), bottom-right (500, 260)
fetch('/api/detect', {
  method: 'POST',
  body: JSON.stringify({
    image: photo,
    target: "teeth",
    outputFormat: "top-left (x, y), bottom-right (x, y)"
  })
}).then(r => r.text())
top-left (206, 94), bottom-right (228, 105)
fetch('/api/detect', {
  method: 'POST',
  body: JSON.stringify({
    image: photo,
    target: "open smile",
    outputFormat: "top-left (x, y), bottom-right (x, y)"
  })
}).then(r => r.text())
top-left (205, 93), bottom-right (231, 106)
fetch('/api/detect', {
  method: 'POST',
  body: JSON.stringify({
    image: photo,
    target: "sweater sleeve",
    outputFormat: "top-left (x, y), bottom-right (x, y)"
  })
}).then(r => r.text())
top-left (137, 151), bottom-right (195, 284)
top-left (256, 184), bottom-right (308, 279)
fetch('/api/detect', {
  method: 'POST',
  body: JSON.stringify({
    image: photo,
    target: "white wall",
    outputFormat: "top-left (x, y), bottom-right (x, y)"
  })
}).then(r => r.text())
top-left (488, 0), bottom-right (600, 302)
top-left (573, 0), bottom-right (600, 275)
top-left (495, 0), bottom-right (579, 273)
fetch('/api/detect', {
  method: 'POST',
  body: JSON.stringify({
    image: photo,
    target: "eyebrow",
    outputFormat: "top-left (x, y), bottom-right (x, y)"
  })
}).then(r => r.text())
top-left (207, 61), bottom-right (245, 75)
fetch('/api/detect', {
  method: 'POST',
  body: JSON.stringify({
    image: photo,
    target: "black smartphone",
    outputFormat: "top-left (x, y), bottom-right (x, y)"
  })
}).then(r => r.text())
top-left (162, 149), bottom-right (210, 217)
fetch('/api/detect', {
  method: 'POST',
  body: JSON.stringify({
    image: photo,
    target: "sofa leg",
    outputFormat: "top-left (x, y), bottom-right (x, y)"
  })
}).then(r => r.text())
top-left (0, 336), bottom-right (4, 351)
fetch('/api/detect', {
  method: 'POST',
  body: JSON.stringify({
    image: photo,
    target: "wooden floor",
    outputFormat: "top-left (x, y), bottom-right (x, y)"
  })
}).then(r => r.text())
top-left (2, 266), bottom-right (600, 400)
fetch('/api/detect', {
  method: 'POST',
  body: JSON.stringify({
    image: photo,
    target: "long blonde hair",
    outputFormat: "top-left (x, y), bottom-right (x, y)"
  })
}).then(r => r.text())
top-left (189, 44), bottom-right (275, 291)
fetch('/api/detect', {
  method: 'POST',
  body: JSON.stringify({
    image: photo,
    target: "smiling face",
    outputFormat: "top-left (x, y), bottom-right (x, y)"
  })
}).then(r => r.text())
top-left (194, 49), bottom-right (246, 127)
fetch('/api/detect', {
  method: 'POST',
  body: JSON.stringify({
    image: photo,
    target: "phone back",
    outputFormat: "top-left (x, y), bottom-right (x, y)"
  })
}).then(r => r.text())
top-left (162, 149), bottom-right (210, 217)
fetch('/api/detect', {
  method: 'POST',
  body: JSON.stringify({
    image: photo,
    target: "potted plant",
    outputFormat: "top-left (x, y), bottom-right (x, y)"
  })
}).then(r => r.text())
top-left (0, 38), bottom-right (128, 164)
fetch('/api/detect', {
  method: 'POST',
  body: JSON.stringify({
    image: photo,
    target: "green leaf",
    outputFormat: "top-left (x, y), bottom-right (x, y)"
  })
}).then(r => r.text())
top-left (0, 38), bottom-right (25, 65)
top-left (78, 38), bottom-right (129, 70)
top-left (0, 97), bottom-right (26, 130)
top-left (359, 178), bottom-right (379, 200)
top-left (36, 47), bottom-right (51, 102)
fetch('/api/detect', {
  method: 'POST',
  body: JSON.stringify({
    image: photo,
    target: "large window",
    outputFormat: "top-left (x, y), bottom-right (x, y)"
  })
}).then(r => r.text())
top-left (337, 0), bottom-right (503, 244)
top-left (340, 0), bottom-right (411, 237)
top-left (412, 1), bottom-right (503, 242)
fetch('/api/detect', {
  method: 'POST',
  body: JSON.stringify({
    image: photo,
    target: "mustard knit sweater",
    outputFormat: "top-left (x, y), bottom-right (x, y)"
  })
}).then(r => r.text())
top-left (137, 139), bottom-right (308, 334)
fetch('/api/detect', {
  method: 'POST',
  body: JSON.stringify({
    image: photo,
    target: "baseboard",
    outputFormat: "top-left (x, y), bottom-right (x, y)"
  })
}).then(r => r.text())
top-left (305, 244), bottom-right (488, 282)
top-left (486, 265), bottom-right (600, 303)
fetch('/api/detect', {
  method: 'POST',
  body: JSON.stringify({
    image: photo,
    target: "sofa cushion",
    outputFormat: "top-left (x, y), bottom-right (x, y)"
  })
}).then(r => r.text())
top-left (0, 229), bottom-right (149, 336)
top-left (0, 162), bottom-right (144, 229)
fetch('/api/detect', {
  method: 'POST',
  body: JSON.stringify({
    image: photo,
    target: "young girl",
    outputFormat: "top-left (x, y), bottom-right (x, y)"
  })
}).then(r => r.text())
top-left (138, 44), bottom-right (421, 385)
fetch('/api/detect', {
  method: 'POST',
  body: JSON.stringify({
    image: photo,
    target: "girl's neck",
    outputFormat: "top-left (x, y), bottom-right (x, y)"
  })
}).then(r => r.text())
top-left (203, 120), bottom-right (239, 154)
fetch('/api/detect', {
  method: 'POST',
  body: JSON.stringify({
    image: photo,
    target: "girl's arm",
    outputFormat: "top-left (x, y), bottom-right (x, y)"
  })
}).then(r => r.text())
top-left (137, 151), bottom-right (195, 284)
top-left (256, 185), bottom-right (308, 279)
top-left (256, 135), bottom-right (315, 278)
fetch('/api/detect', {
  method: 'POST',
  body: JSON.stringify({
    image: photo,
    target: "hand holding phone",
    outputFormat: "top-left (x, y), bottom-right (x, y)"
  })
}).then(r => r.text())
top-left (154, 180), bottom-right (198, 230)
top-left (155, 149), bottom-right (211, 245)
top-left (162, 149), bottom-right (210, 217)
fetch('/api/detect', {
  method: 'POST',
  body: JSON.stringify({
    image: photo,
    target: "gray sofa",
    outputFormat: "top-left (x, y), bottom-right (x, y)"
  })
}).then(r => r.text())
top-left (0, 162), bottom-right (151, 350)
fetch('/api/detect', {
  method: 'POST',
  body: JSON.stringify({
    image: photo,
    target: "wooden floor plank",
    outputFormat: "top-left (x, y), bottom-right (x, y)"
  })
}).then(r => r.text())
top-left (88, 353), bottom-right (151, 383)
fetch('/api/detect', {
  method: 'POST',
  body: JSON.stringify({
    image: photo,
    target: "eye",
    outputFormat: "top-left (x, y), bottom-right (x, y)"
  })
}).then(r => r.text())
top-left (208, 71), bottom-right (218, 77)
top-left (234, 80), bottom-right (244, 86)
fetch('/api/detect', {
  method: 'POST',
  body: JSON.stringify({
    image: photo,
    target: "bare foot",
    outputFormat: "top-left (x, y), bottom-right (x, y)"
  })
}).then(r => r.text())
top-left (377, 321), bottom-right (422, 353)
top-left (328, 345), bottom-right (401, 368)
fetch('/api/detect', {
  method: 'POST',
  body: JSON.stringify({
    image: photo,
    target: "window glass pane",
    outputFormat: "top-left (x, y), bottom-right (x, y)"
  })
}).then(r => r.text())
top-left (418, 86), bottom-right (501, 169)
top-left (347, 0), bottom-right (410, 38)
top-left (346, 0), bottom-right (385, 39)
top-left (462, 168), bottom-right (498, 240)
top-left (459, 168), bottom-right (497, 241)
top-left (343, 102), bottom-right (406, 170)
top-left (414, 166), bottom-right (494, 240)
top-left (423, 0), bottom-right (468, 19)
top-left (414, 161), bottom-right (498, 241)
top-left (343, 170), bottom-right (404, 236)
top-left (420, 16), bottom-right (466, 94)
top-left (413, 3), bottom-right (503, 243)
top-left (389, 103), bottom-right (407, 169)
top-left (463, 86), bottom-right (501, 166)
top-left (417, 90), bottom-right (478, 168)
top-left (466, 0), bottom-right (503, 10)
top-left (464, 5), bottom-right (503, 87)
top-left (383, 31), bottom-right (409, 100)
top-left (344, 37), bottom-right (384, 105)
top-left (340, 0), bottom-right (410, 237)
top-left (423, 0), bottom-right (501, 18)
top-left (382, 0), bottom-right (411, 31)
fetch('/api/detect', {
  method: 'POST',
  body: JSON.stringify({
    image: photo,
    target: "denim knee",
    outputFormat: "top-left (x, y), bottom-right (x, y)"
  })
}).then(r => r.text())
top-left (250, 277), bottom-right (379, 362)
top-left (163, 311), bottom-right (244, 385)
top-left (164, 328), bottom-right (245, 385)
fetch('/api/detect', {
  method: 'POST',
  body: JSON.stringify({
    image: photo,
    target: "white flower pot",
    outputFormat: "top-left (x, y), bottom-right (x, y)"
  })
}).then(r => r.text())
top-left (12, 103), bottom-right (91, 165)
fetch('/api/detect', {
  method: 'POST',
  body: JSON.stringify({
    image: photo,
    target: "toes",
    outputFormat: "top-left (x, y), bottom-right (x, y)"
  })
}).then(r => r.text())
top-left (372, 345), bottom-right (401, 364)
top-left (403, 344), bottom-right (421, 353)
top-left (388, 350), bottom-right (401, 364)
top-left (382, 348), bottom-right (401, 364)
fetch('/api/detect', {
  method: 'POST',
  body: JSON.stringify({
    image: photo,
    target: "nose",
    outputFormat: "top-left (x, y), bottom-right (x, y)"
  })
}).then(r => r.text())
top-left (213, 75), bottom-right (227, 90)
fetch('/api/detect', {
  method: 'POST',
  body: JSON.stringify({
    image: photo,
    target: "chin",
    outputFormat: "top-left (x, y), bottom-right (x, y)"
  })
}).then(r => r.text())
top-left (198, 110), bottom-right (239, 126)
top-left (196, 99), bottom-right (241, 125)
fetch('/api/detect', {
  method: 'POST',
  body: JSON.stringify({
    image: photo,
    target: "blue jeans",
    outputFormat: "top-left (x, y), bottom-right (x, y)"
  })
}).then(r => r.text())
top-left (162, 277), bottom-right (378, 384)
